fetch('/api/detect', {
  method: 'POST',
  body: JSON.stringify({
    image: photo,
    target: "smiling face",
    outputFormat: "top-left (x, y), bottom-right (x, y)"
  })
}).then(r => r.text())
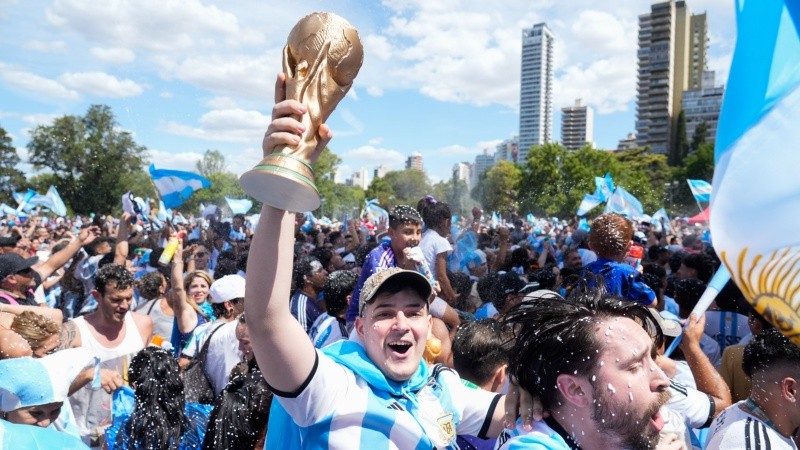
top-left (6, 401), bottom-right (63, 428)
top-left (589, 317), bottom-right (671, 448)
top-left (387, 222), bottom-right (422, 254)
top-left (188, 276), bottom-right (210, 304)
top-left (355, 287), bottom-right (431, 382)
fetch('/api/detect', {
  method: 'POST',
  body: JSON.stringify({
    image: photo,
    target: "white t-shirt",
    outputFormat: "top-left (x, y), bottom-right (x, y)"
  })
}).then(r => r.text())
top-left (705, 401), bottom-right (797, 450)
top-left (204, 320), bottom-right (243, 395)
top-left (420, 229), bottom-right (452, 278)
top-left (667, 379), bottom-right (715, 429)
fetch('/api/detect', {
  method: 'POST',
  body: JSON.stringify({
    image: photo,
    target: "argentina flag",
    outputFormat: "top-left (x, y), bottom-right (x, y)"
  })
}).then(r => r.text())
top-left (710, 0), bottom-right (800, 342)
top-left (687, 179), bottom-right (712, 203)
top-left (149, 164), bottom-right (212, 209)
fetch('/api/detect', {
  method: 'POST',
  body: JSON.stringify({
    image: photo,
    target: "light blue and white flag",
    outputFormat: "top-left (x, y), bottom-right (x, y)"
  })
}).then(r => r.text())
top-left (363, 199), bottom-right (389, 224)
top-left (710, 0), bottom-right (800, 343)
top-left (157, 199), bottom-right (173, 222)
top-left (651, 208), bottom-right (672, 233)
top-left (148, 164), bottom-right (211, 209)
top-left (593, 172), bottom-right (616, 202)
top-left (14, 188), bottom-right (36, 213)
top-left (225, 197), bottom-right (253, 215)
top-left (604, 187), bottom-right (644, 220)
top-left (687, 179), bottom-right (712, 203)
top-left (491, 211), bottom-right (500, 228)
top-left (577, 193), bottom-right (603, 216)
top-left (46, 185), bottom-right (67, 216)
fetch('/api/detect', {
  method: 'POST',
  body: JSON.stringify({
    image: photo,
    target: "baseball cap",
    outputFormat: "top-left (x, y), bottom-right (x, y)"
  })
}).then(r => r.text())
top-left (648, 308), bottom-right (682, 338)
top-left (209, 274), bottom-right (246, 304)
top-left (0, 253), bottom-right (38, 279)
top-left (0, 235), bottom-right (20, 247)
top-left (498, 272), bottom-right (527, 295)
top-left (358, 267), bottom-right (432, 316)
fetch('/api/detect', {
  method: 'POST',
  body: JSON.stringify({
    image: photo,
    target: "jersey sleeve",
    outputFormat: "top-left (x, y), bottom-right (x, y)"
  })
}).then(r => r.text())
top-left (666, 379), bottom-right (715, 429)
top-left (438, 368), bottom-right (502, 438)
top-left (273, 351), bottom-right (352, 427)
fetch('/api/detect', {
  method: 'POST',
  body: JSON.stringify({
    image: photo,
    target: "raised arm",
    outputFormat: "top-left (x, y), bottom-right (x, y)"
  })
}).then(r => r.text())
top-left (246, 73), bottom-right (332, 394)
top-left (168, 241), bottom-right (199, 334)
top-left (34, 225), bottom-right (101, 280)
top-left (113, 213), bottom-right (132, 266)
top-left (680, 313), bottom-right (732, 418)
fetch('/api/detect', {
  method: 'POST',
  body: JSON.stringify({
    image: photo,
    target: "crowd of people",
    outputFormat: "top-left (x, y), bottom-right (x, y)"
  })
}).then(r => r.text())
top-left (0, 76), bottom-right (794, 450)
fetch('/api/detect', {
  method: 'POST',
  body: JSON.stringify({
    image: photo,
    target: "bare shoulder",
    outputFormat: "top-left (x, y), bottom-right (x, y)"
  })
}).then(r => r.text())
top-left (129, 311), bottom-right (154, 343)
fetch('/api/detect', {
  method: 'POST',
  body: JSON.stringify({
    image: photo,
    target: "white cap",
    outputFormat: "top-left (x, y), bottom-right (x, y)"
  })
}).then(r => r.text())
top-left (209, 275), bottom-right (246, 304)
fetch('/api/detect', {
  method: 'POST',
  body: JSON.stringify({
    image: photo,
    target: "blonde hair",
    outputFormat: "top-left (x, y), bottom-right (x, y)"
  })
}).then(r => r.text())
top-left (10, 311), bottom-right (60, 351)
top-left (184, 270), bottom-right (213, 293)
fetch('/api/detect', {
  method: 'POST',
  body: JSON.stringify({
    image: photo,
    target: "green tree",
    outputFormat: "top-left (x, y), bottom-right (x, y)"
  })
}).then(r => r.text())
top-left (612, 148), bottom-right (670, 213)
top-left (691, 121), bottom-right (709, 151)
top-left (195, 149), bottom-right (227, 177)
top-left (365, 175), bottom-right (394, 208)
top-left (26, 105), bottom-right (149, 214)
top-left (519, 143), bottom-right (568, 216)
top-left (330, 184), bottom-right (366, 220)
top-left (431, 175), bottom-right (472, 218)
top-left (670, 110), bottom-right (689, 166)
top-left (0, 126), bottom-right (26, 205)
top-left (481, 161), bottom-right (521, 216)
top-left (376, 169), bottom-right (431, 207)
top-left (311, 148), bottom-right (342, 216)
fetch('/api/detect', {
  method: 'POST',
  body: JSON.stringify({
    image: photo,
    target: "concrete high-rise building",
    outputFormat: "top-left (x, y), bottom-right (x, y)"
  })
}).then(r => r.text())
top-left (472, 149), bottom-right (495, 186)
top-left (349, 167), bottom-right (369, 190)
top-left (561, 99), bottom-right (594, 151)
top-left (635, 1), bottom-right (707, 155)
top-left (406, 153), bottom-right (423, 171)
top-left (494, 136), bottom-right (519, 163)
top-left (453, 162), bottom-right (471, 187)
top-left (617, 133), bottom-right (639, 151)
top-left (373, 165), bottom-right (389, 179)
top-left (682, 70), bottom-right (723, 145)
top-left (519, 23), bottom-right (555, 161)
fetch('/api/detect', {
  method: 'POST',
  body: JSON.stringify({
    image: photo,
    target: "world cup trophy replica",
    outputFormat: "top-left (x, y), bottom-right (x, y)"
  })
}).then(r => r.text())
top-left (240, 12), bottom-right (363, 212)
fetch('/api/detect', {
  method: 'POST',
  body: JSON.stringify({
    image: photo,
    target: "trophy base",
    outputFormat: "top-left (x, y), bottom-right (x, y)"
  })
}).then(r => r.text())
top-left (240, 153), bottom-right (321, 212)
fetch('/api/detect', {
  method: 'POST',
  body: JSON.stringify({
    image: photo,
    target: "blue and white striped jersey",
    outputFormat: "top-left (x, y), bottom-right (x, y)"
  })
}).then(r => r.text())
top-left (276, 349), bottom-right (501, 449)
top-left (308, 312), bottom-right (348, 349)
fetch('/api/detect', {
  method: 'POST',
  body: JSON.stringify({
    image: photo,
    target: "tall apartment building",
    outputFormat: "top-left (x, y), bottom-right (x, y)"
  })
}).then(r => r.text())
top-left (635, 1), bottom-right (707, 155)
top-left (561, 99), bottom-right (594, 151)
top-left (682, 71), bottom-right (723, 144)
top-left (349, 167), bottom-right (369, 190)
top-left (494, 136), bottom-right (520, 163)
top-left (453, 162), bottom-right (471, 187)
top-left (519, 23), bottom-right (554, 161)
top-left (472, 149), bottom-right (495, 186)
top-left (406, 153), bottom-right (423, 171)
top-left (373, 164), bottom-right (389, 179)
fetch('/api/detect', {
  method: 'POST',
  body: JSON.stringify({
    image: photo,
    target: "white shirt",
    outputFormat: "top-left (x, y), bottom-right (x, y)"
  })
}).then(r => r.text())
top-left (419, 229), bottom-right (452, 278)
top-left (706, 401), bottom-right (797, 450)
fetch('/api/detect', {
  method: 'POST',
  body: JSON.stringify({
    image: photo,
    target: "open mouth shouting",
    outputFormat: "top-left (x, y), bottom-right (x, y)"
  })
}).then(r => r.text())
top-left (387, 340), bottom-right (413, 357)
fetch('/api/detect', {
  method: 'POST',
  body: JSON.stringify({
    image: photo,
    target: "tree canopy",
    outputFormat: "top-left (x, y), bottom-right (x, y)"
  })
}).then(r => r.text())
top-left (26, 105), bottom-right (149, 214)
top-left (0, 126), bottom-right (26, 205)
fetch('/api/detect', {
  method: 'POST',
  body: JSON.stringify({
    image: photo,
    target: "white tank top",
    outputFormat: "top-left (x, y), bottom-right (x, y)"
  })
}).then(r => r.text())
top-left (69, 313), bottom-right (145, 444)
top-left (72, 313), bottom-right (145, 362)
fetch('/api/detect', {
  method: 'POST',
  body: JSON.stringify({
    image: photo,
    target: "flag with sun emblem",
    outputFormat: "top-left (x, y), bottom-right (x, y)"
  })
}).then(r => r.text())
top-left (710, 0), bottom-right (800, 343)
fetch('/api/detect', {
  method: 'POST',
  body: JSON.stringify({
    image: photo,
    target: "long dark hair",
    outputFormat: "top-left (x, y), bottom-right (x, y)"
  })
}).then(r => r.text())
top-left (202, 370), bottom-right (272, 450)
top-left (121, 346), bottom-right (188, 450)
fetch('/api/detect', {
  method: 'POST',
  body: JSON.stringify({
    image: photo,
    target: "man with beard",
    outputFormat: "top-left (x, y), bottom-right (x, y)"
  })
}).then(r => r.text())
top-left (499, 289), bottom-right (679, 449)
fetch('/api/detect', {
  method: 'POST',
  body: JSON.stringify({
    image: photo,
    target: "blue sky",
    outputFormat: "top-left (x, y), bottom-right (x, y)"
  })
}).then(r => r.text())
top-left (0, 0), bottom-right (735, 186)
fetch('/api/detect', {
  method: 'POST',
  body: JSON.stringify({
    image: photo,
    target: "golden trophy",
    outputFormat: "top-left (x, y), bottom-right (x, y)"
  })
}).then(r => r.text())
top-left (240, 12), bottom-right (363, 212)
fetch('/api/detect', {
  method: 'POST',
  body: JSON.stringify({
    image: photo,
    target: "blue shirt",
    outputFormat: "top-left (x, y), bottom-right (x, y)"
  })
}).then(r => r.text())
top-left (582, 258), bottom-right (655, 306)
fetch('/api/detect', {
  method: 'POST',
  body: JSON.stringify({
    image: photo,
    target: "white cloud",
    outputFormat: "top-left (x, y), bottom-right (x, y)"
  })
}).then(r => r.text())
top-left (58, 72), bottom-right (144, 97)
top-left (166, 53), bottom-right (274, 100)
top-left (90, 47), bottom-right (136, 64)
top-left (0, 63), bottom-right (79, 101)
top-left (161, 108), bottom-right (268, 143)
top-left (334, 109), bottom-right (364, 138)
top-left (341, 145), bottom-right (405, 169)
top-left (367, 137), bottom-right (383, 146)
top-left (46, 0), bottom-right (247, 52)
top-left (159, 91), bottom-right (173, 99)
top-left (366, 86), bottom-right (384, 97)
top-left (21, 113), bottom-right (60, 127)
top-left (23, 40), bottom-right (67, 52)
top-left (206, 96), bottom-right (239, 110)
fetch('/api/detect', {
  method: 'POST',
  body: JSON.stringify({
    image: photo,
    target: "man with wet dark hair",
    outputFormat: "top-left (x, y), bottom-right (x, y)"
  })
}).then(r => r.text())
top-left (308, 270), bottom-right (356, 348)
top-left (706, 329), bottom-right (800, 449)
top-left (499, 289), bottom-right (674, 449)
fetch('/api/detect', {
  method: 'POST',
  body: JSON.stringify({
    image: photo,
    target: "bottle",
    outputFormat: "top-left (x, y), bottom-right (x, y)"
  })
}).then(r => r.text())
top-left (159, 232), bottom-right (184, 265)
